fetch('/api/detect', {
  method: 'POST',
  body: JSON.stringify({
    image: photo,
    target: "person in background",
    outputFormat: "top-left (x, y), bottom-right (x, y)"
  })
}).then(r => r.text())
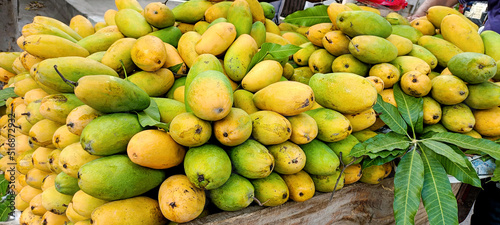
top-left (409, 0), bottom-right (500, 33)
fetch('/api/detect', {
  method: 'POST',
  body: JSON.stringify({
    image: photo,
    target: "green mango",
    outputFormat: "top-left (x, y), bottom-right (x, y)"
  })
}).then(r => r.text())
top-left (326, 135), bottom-right (362, 165)
top-left (36, 56), bottom-right (119, 93)
top-left (172, 0), bottom-right (213, 24)
top-left (115, 9), bottom-right (152, 38)
top-left (465, 82), bottom-right (500, 109)
top-left (148, 26), bottom-right (183, 47)
top-left (152, 97), bottom-right (186, 123)
top-left (311, 170), bottom-right (345, 192)
top-left (78, 155), bottom-right (166, 201)
top-left (227, 0), bottom-right (252, 37)
top-left (391, 25), bottom-right (422, 43)
top-left (86, 51), bottom-right (106, 62)
top-left (165, 76), bottom-right (186, 99)
top-left (80, 113), bottom-right (143, 156)
top-left (184, 144), bottom-right (232, 190)
top-left (39, 94), bottom-right (84, 124)
top-left (0, 52), bottom-right (21, 74)
top-left (54, 171), bottom-right (79, 195)
top-left (74, 75), bottom-right (150, 113)
top-left (229, 139), bottom-right (274, 179)
top-left (209, 173), bottom-right (254, 211)
top-left (299, 139), bottom-right (340, 175)
top-left (303, 108), bottom-right (352, 142)
top-left (250, 21), bottom-right (266, 48)
top-left (260, 2), bottom-right (276, 19)
top-left (331, 54), bottom-right (369, 76)
top-left (76, 31), bottom-right (125, 54)
top-left (336, 11), bottom-right (392, 38)
top-left (447, 52), bottom-right (497, 84)
top-left (481, 30), bottom-right (500, 61)
top-left (251, 172), bottom-right (289, 207)
top-left (441, 103), bottom-right (475, 133)
top-left (407, 44), bottom-right (438, 69)
top-left (348, 35), bottom-right (398, 64)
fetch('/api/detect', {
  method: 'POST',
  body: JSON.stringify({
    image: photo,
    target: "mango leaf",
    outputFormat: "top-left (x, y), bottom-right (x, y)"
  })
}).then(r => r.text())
top-left (393, 83), bottom-right (423, 135)
top-left (373, 94), bottom-right (408, 136)
top-left (0, 176), bottom-right (7, 197)
top-left (168, 63), bottom-right (184, 75)
top-left (425, 132), bottom-right (500, 160)
top-left (283, 5), bottom-right (330, 27)
top-left (420, 145), bottom-right (459, 225)
top-left (365, 132), bottom-right (410, 154)
top-left (143, 99), bottom-right (160, 121)
top-left (349, 142), bottom-right (367, 158)
top-left (362, 155), bottom-right (398, 169)
top-left (421, 139), bottom-right (467, 168)
top-left (425, 145), bottom-right (481, 188)
top-left (492, 160), bottom-right (500, 182)
top-left (393, 149), bottom-right (424, 225)
top-left (0, 88), bottom-right (18, 107)
top-left (247, 43), bottom-right (300, 73)
top-left (365, 148), bottom-right (406, 159)
top-left (0, 200), bottom-right (12, 222)
top-left (136, 100), bottom-right (169, 130)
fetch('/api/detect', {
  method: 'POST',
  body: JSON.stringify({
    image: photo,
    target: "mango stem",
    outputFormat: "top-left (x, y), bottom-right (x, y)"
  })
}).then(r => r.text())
top-left (329, 152), bottom-right (359, 201)
top-left (253, 197), bottom-right (268, 206)
top-left (54, 65), bottom-right (78, 88)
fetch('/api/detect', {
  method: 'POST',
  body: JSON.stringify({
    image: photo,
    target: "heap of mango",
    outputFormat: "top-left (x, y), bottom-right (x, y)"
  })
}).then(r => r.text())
top-left (1, 0), bottom-right (500, 224)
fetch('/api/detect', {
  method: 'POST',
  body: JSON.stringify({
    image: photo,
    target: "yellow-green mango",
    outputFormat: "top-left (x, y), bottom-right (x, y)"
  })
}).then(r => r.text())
top-left (204, 1), bottom-right (232, 23)
top-left (100, 38), bottom-right (137, 76)
top-left (331, 54), bottom-right (369, 77)
top-left (241, 60), bottom-right (282, 92)
top-left (473, 106), bottom-right (500, 136)
top-left (76, 31), bottom-right (124, 54)
top-left (213, 108), bottom-right (252, 147)
top-left (59, 142), bottom-right (101, 178)
top-left (251, 172), bottom-right (288, 207)
top-left (194, 21), bottom-right (210, 34)
top-left (326, 134), bottom-right (362, 165)
top-left (0, 52), bottom-right (21, 74)
top-left (250, 110), bottom-right (292, 145)
top-left (91, 196), bottom-right (166, 225)
top-left (268, 141), bottom-right (306, 174)
top-left (166, 77), bottom-right (186, 99)
top-left (78, 155), bottom-right (166, 201)
top-left (390, 55), bottom-right (431, 75)
top-left (305, 23), bottom-right (334, 47)
top-left (348, 35), bottom-right (398, 64)
top-left (229, 139), bottom-right (274, 179)
top-left (86, 51), bottom-right (106, 62)
top-left (72, 190), bottom-right (108, 218)
top-left (22, 22), bottom-right (78, 43)
top-left (290, 66), bottom-right (314, 84)
top-left (423, 96), bottom-right (442, 124)
top-left (407, 44), bottom-right (438, 69)
top-left (281, 31), bottom-right (309, 46)
top-left (359, 164), bottom-right (385, 184)
top-left (336, 11), bottom-right (392, 38)
top-left (386, 12), bottom-right (410, 25)
top-left (227, 0), bottom-right (252, 37)
top-left (233, 89), bottom-right (259, 115)
top-left (253, 81), bottom-right (314, 116)
top-left (172, 0), bottom-right (213, 23)
top-left (465, 82), bottom-right (500, 109)
top-left (279, 22), bottom-right (299, 32)
top-left (184, 144), bottom-right (232, 190)
top-left (114, 9), bottom-right (152, 38)
top-left (343, 107), bottom-right (377, 131)
top-left (127, 68), bottom-right (174, 97)
top-left (448, 52), bottom-right (497, 84)
top-left (39, 94), bottom-right (84, 124)
top-left (80, 113), bottom-right (143, 155)
top-left (304, 108), bottom-right (352, 142)
top-left (293, 42), bottom-right (317, 66)
top-left (65, 105), bottom-right (103, 136)
top-left (169, 112), bottom-right (212, 147)
top-left (309, 72), bottom-right (377, 114)
top-left (74, 75), bottom-right (150, 113)
top-left (33, 16), bottom-right (83, 40)
top-left (481, 30), bottom-right (500, 61)
top-left (35, 56), bottom-right (119, 93)
top-left (322, 30), bottom-right (350, 56)
top-left (287, 113), bottom-right (318, 145)
top-left (66, 202), bottom-right (88, 223)
top-left (250, 21), bottom-right (266, 47)
top-left (224, 34), bottom-right (258, 82)
top-left (441, 103), bottom-right (475, 133)
top-left (427, 6), bottom-right (478, 30)
top-left (418, 35), bottom-right (463, 67)
top-left (54, 171), bottom-right (79, 195)
top-left (352, 129), bottom-right (377, 142)
top-left (345, 3), bottom-right (362, 10)
top-left (41, 186), bottom-right (72, 215)
top-left (22, 34), bottom-right (88, 58)
top-left (327, 3), bottom-right (352, 29)
top-left (441, 14), bottom-right (483, 53)
top-left (153, 97), bottom-right (186, 123)
top-left (391, 25), bottom-right (423, 44)
top-left (299, 139), bottom-right (340, 175)
top-left (177, 31), bottom-right (201, 68)
top-left (143, 1), bottom-right (175, 29)
top-left (195, 22), bottom-right (237, 56)
top-left (386, 34), bottom-right (413, 56)
top-left (431, 75), bottom-right (469, 105)
top-left (115, 0), bottom-right (143, 12)
top-left (265, 32), bottom-right (291, 45)
top-left (265, 18), bottom-right (280, 35)
top-left (209, 173), bottom-right (254, 211)
top-left (283, 62), bottom-right (294, 79)
top-left (261, 2), bottom-right (275, 20)
top-left (308, 49), bottom-right (335, 74)
top-left (311, 170), bottom-right (344, 192)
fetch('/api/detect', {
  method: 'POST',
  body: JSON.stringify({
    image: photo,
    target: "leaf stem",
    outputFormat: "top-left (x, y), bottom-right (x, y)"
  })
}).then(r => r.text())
top-left (330, 152), bottom-right (358, 201)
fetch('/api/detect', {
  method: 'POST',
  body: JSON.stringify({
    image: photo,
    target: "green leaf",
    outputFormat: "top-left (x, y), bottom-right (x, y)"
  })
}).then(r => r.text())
top-left (143, 99), bottom-right (160, 121)
top-left (365, 132), bottom-right (410, 154)
top-left (362, 155), bottom-right (398, 169)
top-left (421, 139), bottom-right (467, 168)
top-left (0, 198), bottom-right (13, 221)
top-left (393, 149), bottom-right (425, 225)
top-left (425, 145), bottom-right (481, 188)
top-left (0, 87), bottom-right (18, 107)
top-left (247, 43), bottom-right (274, 73)
top-left (393, 83), bottom-right (423, 136)
top-left (268, 44), bottom-right (301, 59)
top-left (492, 160), bottom-right (500, 182)
top-left (366, 148), bottom-right (406, 159)
top-left (373, 94), bottom-right (408, 136)
top-left (168, 63), bottom-right (184, 74)
top-left (425, 132), bottom-right (500, 160)
top-left (420, 145), bottom-right (459, 225)
top-left (349, 142), bottom-right (367, 158)
top-left (0, 176), bottom-right (7, 197)
top-left (283, 5), bottom-right (330, 27)
top-left (136, 102), bottom-right (170, 131)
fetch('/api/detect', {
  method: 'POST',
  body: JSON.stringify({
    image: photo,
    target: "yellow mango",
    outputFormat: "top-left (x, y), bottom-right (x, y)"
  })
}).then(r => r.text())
top-left (72, 190), bottom-right (109, 218)
top-left (23, 88), bottom-right (48, 105)
top-left (427, 6), bottom-right (478, 30)
top-left (359, 6), bottom-right (380, 14)
top-left (473, 107), bottom-right (500, 137)
top-left (366, 76), bottom-right (384, 93)
top-left (19, 51), bottom-right (44, 71)
top-left (172, 0), bottom-right (212, 24)
top-left (127, 68), bottom-right (174, 97)
top-left (26, 167), bottom-right (50, 189)
top-left (31, 147), bottom-right (52, 172)
top-left (281, 170), bottom-right (315, 202)
top-left (286, 113), bottom-right (318, 145)
top-left (33, 16), bottom-right (83, 41)
top-left (47, 150), bottom-right (63, 174)
top-left (194, 21), bottom-right (210, 34)
top-left (66, 203), bottom-right (89, 223)
top-left (309, 49), bottom-right (335, 74)
top-left (115, 0), bottom-right (143, 12)
top-left (41, 211), bottom-right (70, 224)
top-left (176, 22), bottom-right (195, 33)
top-left (322, 31), bottom-right (350, 56)
top-left (306, 23), bottom-right (334, 47)
top-left (14, 76), bottom-right (39, 97)
top-left (30, 193), bottom-right (47, 216)
top-left (104, 9), bottom-right (117, 25)
top-left (241, 60), bottom-right (282, 92)
top-left (431, 75), bottom-right (469, 105)
top-left (264, 18), bottom-right (280, 35)
top-left (418, 33), bottom-right (463, 68)
top-left (327, 3), bottom-right (352, 29)
top-left (169, 112), bottom-right (212, 147)
top-left (162, 43), bottom-right (187, 74)
top-left (144, 2), bottom-right (175, 29)
top-left (52, 125), bottom-right (79, 150)
top-left (19, 185), bottom-right (42, 204)
top-left (268, 141), bottom-right (306, 175)
top-left (442, 103), bottom-right (475, 133)
top-left (115, 8), bottom-right (152, 38)
top-left (0, 67), bottom-right (16, 83)
top-left (213, 108), bottom-right (252, 146)
top-left (173, 86), bottom-right (185, 103)
top-left (410, 18), bottom-right (435, 35)
top-left (69, 15), bottom-right (94, 38)
top-left (127, 130), bottom-right (186, 169)
top-left (369, 63), bottom-right (400, 88)
top-left (265, 32), bottom-right (291, 45)
top-left (344, 164), bottom-right (362, 184)
top-left (423, 96), bottom-right (442, 125)
top-left (177, 31), bottom-right (201, 68)
top-left (101, 37), bottom-right (137, 76)
top-left (253, 81), bottom-right (314, 116)
top-left (91, 196), bottom-right (166, 225)
top-left (204, 1), bottom-right (232, 23)
top-left (58, 143), bottom-right (101, 178)
top-left (250, 110), bottom-right (292, 145)
top-left (65, 105), bottom-right (103, 136)
top-left (343, 108), bottom-right (377, 132)
top-left (131, 35), bottom-right (166, 71)
top-left (20, 207), bottom-right (39, 225)
top-left (293, 42), bottom-right (317, 66)
top-left (233, 89), bottom-right (259, 114)
top-left (23, 35), bottom-right (89, 58)
top-left (15, 194), bottom-right (30, 211)
top-left (94, 22), bottom-right (107, 32)
top-left (386, 34), bottom-right (413, 56)
top-left (29, 119), bottom-right (62, 146)
top-left (400, 70), bottom-right (432, 97)
top-left (359, 164), bottom-right (386, 184)
top-left (441, 14), bottom-right (484, 53)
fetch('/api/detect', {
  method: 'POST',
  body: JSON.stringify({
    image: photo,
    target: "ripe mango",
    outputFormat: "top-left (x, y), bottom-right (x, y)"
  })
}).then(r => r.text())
top-left (253, 81), bottom-right (314, 116)
top-left (16, 194), bottom-right (29, 211)
top-left (76, 31), bottom-right (124, 54)
top-left (327, 3), bottom-right (352, 29)
top-left (144, 2), bottom-right (175, 29)
top-left (224, 34), bottom-right (258, 82)
top-left (441, 14), bottom-right (483, 53)
top-left (423, 97), bottom-right (442, 125)
top-left (349, 35), bottom-right (398, 64)
top-left (91, 196), bottom-right (167, 225)
top-left (22, 22), bottom-right (78, 43)
top-left (184, 54), bottom-right (224, 95)
top-left (229, 139), bottom-right (274, 179)
top-left (78, 154), bottom-right (166, 201)
top-left (66, 203), bottom-right (88, 223)
top-left (293, 42), bottom-right (317, 66)
top-left (473, 107), bottom-right (500, 136)
top-left (209, 173), bottom-right (254, 211)
top-left (331, 54), bottom-right (369, 76)
top-left (442, 103), bottom-right (475, 133)
top-left (32, 147), bottom-right (52, 172)
top-left (448, 52), bottom-right (497, 84)
top-left (251, 172), bottom-right (289, 206)
top-left (282, 31), bottom-right (309, 46)
top-left (205, 1), bottom-right (232, 23)
top-left (391, 25), bottom-right (422, 44)
top-left (59, 142), bottom-right (101, 178)
top-left (300, 139), bottom-right (340, 175)
top-left (400, 70), bottom-right (432, 97)
top-left (184, 144), bottom-right (231, 190)
top-left (306, 23), bottom-right (334, 47)
top-left (322, 31), bottom-right (350, 56)
top-left (30, 119), bottom-right (62, 146)
top-left (162, 43), bottom-right (187, 74)
top-left (310, 170), bottom-right (344, 192)
top-left (241, 60), bottom-right (282, 92)
top-left (26, 168), bottom-right (50, 189)
top-left (127, 68), bottom-right (174, 97)
top-left (309, 49), bottom-right (335, 73)
top-left (195, 22), bottom-right (237, 56)
top-left (47, 149), bottom-right (63, 174)
top-left (52, 125), bottom-right (80, 150)
top-left (39, 94), bottom-right (84, 124)
top-left (390, 55), bottom-right (431, 75)
top-left (268, 141), bottom-right (306, 174)
top-left (213, 108), bottom-right (252, 146)
top-left (100, 38), bottom-right (137, 76)
top-left (169, 112), bottom-right (212, 147)
top-left (65, 105), bottom-right (103, 136)
top-left (360, 164), bottom-right (385, 184)
top-left (427, 6), bottom-right (478, 30)
top-left (54, 171), bottom-right (79, 195)
top-left (104, 9), bottom-right (117, 25)
top-left (41, 186), bottom-right (72, 215)
top-left (344, 164), bottom-right (362, 184)
top-left (71, 190), bottom-right (108, 218)
top-left (481, 30), bottom-right (500, 61)
top-left (20, 51), bottom-right (43, 71)
top-left (115, 0), bottom-right (143, 12)
top-left (69, 15), bottom-right (94, 38)
top-left (287, 113), bottom-right (318, 145)
top-left (304, 108), bottom-right (352, 142)
top-left (177, 31), bottom-right (202, 68)
top-left (465, 82), bottom-right (500, 109)
top-left (337, 11), bottom-right (392, 38)
top-left (265, 18), bottom-right (281, 35)
top-left (411, 18), bottom-right (435, 35)
top-left (74, 75), bottom-right (150, 113)
top-left (153, 97), bottom-right (186, 123)
top-left (19, 207), bottom-right (39, 225)
top-left (431, 75), bottom-right (469, 105)
top-left (86, 51), bottom-right (106, 62)
top-left (408, 44), bottom-right (438, 69)
top-left (343, 108), bottom-right (377, 132)
top-left (250, 110), bottom-right (292, 145)
top-left (233, 89), bottom-right (259, 115)
top-left (23, 34), bottom-right (89, 59)
top-left (386, 12), bottom-right (410, 25)
top-left (281, 170), bottom-right (315, 202)
top-left (227, 0), bottom-right (252, 37)
top-left (0, 52), bottom-right (21, 74)
top-left (309, 72), bottom-right (377, 114)
top-left (33, 16), bottom-right (83, 41)
top-left (387, 34), bottom-right (413, 56)
top-left (131, 35), bottom-right (166, 71)
top-left (80, 113), bottom-right (143, 156)
top-left (115, 9), bottom-right (152, 38)
top-left (418, 35), bottom-right (463, 67)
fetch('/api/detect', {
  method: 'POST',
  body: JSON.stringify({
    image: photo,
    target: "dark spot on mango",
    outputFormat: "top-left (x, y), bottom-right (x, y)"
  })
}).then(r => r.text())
top-left (154, 11), bottom-right (158, 14)
top-left (270, 164), bottom-right (274, 171)
top-left (31, 206), bottom-right (34, 210)
top-left (67, 123), bottom-right (74, 128)
top-left (195, 127), bottom-right (202, 134)
top-left (49, 158), bottom-right (53, 164)
top-left (478, 64), bottom-right (484, 69)
top-left (198, 174), bottom-right (204, 182)
top-left (305, 31), bottom-right (309, 35)
top-left (468, 124), bottom-right (473, 128)
top-left (297, 59), bottom-right (302, 62)
top-left (54, 137), bottom-right (60, 144)
top-left (63, 164), bottom-right (67, 169)
top-left (292, 158), bottom-right (298, 164)
top-left (345, 64), bottom-right (349, 68)
top-left (169, 202), bottom-right (177, 208)
top-left (325, 36), bottom-right (332, 44)
top-left (78, 172), bottom-right (80, 179)
top-left (287, 127), bottom-right (291, 133)
top-left (215, 108), bottom-right (223, 114)
top-left (348, 126), bottom-right (352, 131)
top-left (459, 91), bottom-right (466, 95)
top-left (132, 153), bottom-right (138, 158)
top-left (300, 98), bottom-right (310, 108)
top-left (299, 192), bottom-right (304, 197)
top-left (282, 193), bottom-right (288, 199)
top-left (339, 17), bottom-right (344, 22)
top-left (157, 60), bottom-right (162, 64)
top-left (433, 115), bottom-right (439, 119)
top-left (412, 78), bottom-right (418, 83)
top-left (184, 189), bottom-right (189, 193)
top-left (223, 132), bottom-right (228, 137)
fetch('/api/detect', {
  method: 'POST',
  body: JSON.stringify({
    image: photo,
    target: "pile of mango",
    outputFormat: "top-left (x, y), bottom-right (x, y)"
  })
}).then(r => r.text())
top-left (0, 0), bottom-right (500, 224)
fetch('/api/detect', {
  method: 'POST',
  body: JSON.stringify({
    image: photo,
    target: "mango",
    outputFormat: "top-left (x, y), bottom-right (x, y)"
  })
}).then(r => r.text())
top-left (233, 89), bottom-right (259, 115)
top-left (213, 108), bottom-right (252, 146)
top-left (115, 9), bottom-right (152, 38)
top-left (304, 108), bottom-right (352, 142)
top-left (15, 195), bottom-right (29, 211)
top-left (261, 2), bottom-right (276, 19)
top-left (473, 107), bottom-right (500, 136)
top-left (74, 75), bottom-right (150, 113)
top-left (265, 32), bottom-right (291, 45)
top-left (418, 35), bottom-right (463, 67)
top-left (344, 164), bottom-right (362, 184)
top-left (22, 22), bottom-right (78, 43)
top-left (76, 31), bottom-right (124, 54)
top-left (387, 34), bottom-right (413, 56)
top-left (35, 56), bottom-right (119, 93)
top-left (306, 23), bottom-right (334, 47)
top-left (59, 142), bottom-right (101, 178)
top-left (287, 113), bottom-right (318, 145)
top-left (427, 6), bottom-right (478, 30)
top-left (265, 18), bottom-right (280, 35)
top-left (153, 97), bottom-right (186, 123)
top-left (41, 186), bottom-right (72, 215)
top-left (311, 170), bottom-right (345, 192)
top-left (54, 172), bottom-right (79, 195)
top-left (227, 0), bottom-right (252, 37)
top-left (162, 43), bottom-right (187, 74)
top-left (343, 107), bottom-right (377, 132)
top-left (431, 75), bottom-right (469, 105)
top-left (408, 44), bottom-right (438, 69)
top-left (251, 172), bottom-right (289, 207)
top-left (423, 97), bottom-right (442, 125)
top-left (209, 173), bottom-right (254, 211)
top-left (172, 0), bottom-right (213, 23)
top-left (115, 0), bottom-right (143, 12)
top-left (268, 141), bottom-right (306, 175)
top-left (229, 139), bottom-right (274, 179)
top-left (366, 76), bottom-right (385, 93)
top-left (0, 52), bottom-right (21, 73)
top-left (390, 55), bottom-right (431, 75)
top-left (86, 51), bottom-right (106, 62)
top-left (442, 103), bottom-right (475, 133)
top-left (131, 35), bottom-right (166, 71)
top-left (47, 149), bottom-right (63, 174)
top-left (32, 147), bottom-right (52, 172)
top-left (441, 14), bottom-right (483, 53)
top-left (196, 22), bottom-right (237, 56)
top-left (78, 154), bottom-right (165, 200)
top-left (39, 94), bottom-right (84, 124)
top-left (331, 54), bottom-right (369, 76)
top-left (253, 81), bottom-right (314, 116)
top-left (176, 22), bottom-right (195, 33)
top-left (293, 42), bottom-right (317, 66)
top-left (348, 35), bottom-right (398, 64)
top-left (30, 194), bottom-right (47, 216)
top-left (250, 21), bottom-right (266, 47)
top-left (20, 51), bottom-right (44, 71)
top-left (300, 139), bottom-right (340, 175)
top-left (205, 1), bottom-right (232, 23)
top-left (80, 113), bottom-right (143, 156)
top-left (282, 31), bottom-right (309, 46)
top-left (386, 12), bottom-right (410, 25)
top-left (23, 34), bottom-right (89, 58)
top-left (337, 11), bottom-right (392, 38)
top-left (127, 69), bottom-right (174, 97)
top-left (391, 25), bottom-right (423, 44)
top-left (30, 119), bottom-right (62, 146)
top-left (481, 30), bottom-right (500, 61)
top-left (184, 144), bottom-right (231, 190)
top-left (52, 125), bottom-right (80, 150)
top-left (308, 49), bottom-right (335, 73)
top-left (65, 105), bottom-right (102, 136)
top-left (360, 164), bottom-right (386, 184)
top-left (169, 112), bottom-right (212, 147)
top-left (327, 3), bottom-right (352, 29)
top-left (448, 52), bottom-right (497, 84)
top-left (100, 38), bottom-right (136, 76)
top-left (177, 31), bottom-right (202, 68)
top-left (66, 203), bottom-right (88, 223)
top-left (158, 174), bottom-right (206, 223)
top-left (281, 170), bottom-right (315, 202)
top-left (71, 190), bottom-right (108, 218)
top-left (26, 168), bottom-right (50, 189)
top-left (144, 2), bottom-right (175, 29)
top-left (464, 82), bottom-right (500, 109)
top-left (224, 34), bottom-right (258, 82)
top-left (411, 18), bottom-right (436, 35)
top-left (322, 31), bottom-right (350, 56)
top-left (184, 54), bottom-right (224, 93)
top-left (400, 70), bottom-right (432, 97)
top-left (309, 72), bottom-right (377, 114)
top-left (250, 110), bottom-right (292, 145)
top-left (91, 196), bottom-right (166, 225)
top-left (19, 208), bottom-right (39, 225)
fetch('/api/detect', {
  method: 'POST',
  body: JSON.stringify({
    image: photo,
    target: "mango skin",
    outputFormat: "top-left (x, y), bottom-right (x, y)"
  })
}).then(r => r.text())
top-left (209, 173), bottom-right (254, 211)
top-left (268, 141), bottom-right (306, 174)
top-left (287, 113), bottom-right (318, 145)
top-left (281, 170), bottom-right (315, 202)
top-left (465, 82), bottom-right (500, 109)
top-left (177, 31), bottom-right (202, 68)
top-left (131, 35), bottom-right (167, 72)
top-left (336, 11), bottom-right (392, 38)
top-left (304, 108), bottom-right (352, 143)
top-left (250, 21), bottom-right (266, 48)
top-left (306, 23), bottom-right (334, 47)
top-left (481, 30), bottom-right (500, 61)
top-left (229, 139), bottom-right (275, 179)
top-left (251, 172), bottom-right (289, 207)
top-left (427, 6), bottom-right (478, 30)
top-left (76, 31), bottom-right (124, 54)
top-left (242, 60), bottom-right (283, 92)
top-left (195, 22), bottom-right (237, 56)
top-left (54, 171), bottom-right (79, 195)
top-left (39, 94), bottom-right (84, 124)
top-left (331, 54), bottom-right (369, 77)
top-left (423, 97), bottom-right (442, 125)
top-left (184, 144), bottom-right (232, 190)
top-left (78, 154), bottom-right (166, 201)
top-left (348, 35), bottom-right (398, 64)
top-left (418, 35), bottom-right (463, 67)
top-left (224, 34), bottom-right (258, 82)
top-left (408, 44), bottom-right (438, 69)
top-left (91, 196), bottom-right (167, 225)
top-left (441, 14), bottom-right (483, 53)
top-left (391, 25), bottom-right (423, 44)
top-left (390, 56), bottom-right (431, 76)
top-left (448, 52), bottom-right (497, 84)
top-left (213, 108), bottom-right (252, 147)
top-left (169, 112), bottom-right (212, 147)
top-left (153, 98), bottom-right (186, 123)
top-left (227, 0), bottom-right (253, 37)
top-left (326, 134), bottom-right (361, 165)
top-left (253, 81), bottom-right (314, 116)
top-left (80, 113), bottom-right (143, 156)
top-left (101, 38), bottom-right (137, 76)
top-left (431, 75), bottom-right (469, 105)
top-left (311, 170), bottom-right (345, 192)
top-left (250, 110), bottom-right (292, 145)
top-left (172, 0), bottom-right (213, 24)
top-left (441, 103), bottom-right (475, 133)
top-left (233, 89), bottom-right (259, 115)
top-left (115, 9), bottom-right (152, 38)
top-left (473, 107), bottom-right (500, 136)
top-left (148, 26), bottom-right (183, 48)
top-left (205, 1), bottom-right (232, 23)
top-left (127, 68), bottom-right (174, 97)
top-left (299, 139), bottom-right (340, 175)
